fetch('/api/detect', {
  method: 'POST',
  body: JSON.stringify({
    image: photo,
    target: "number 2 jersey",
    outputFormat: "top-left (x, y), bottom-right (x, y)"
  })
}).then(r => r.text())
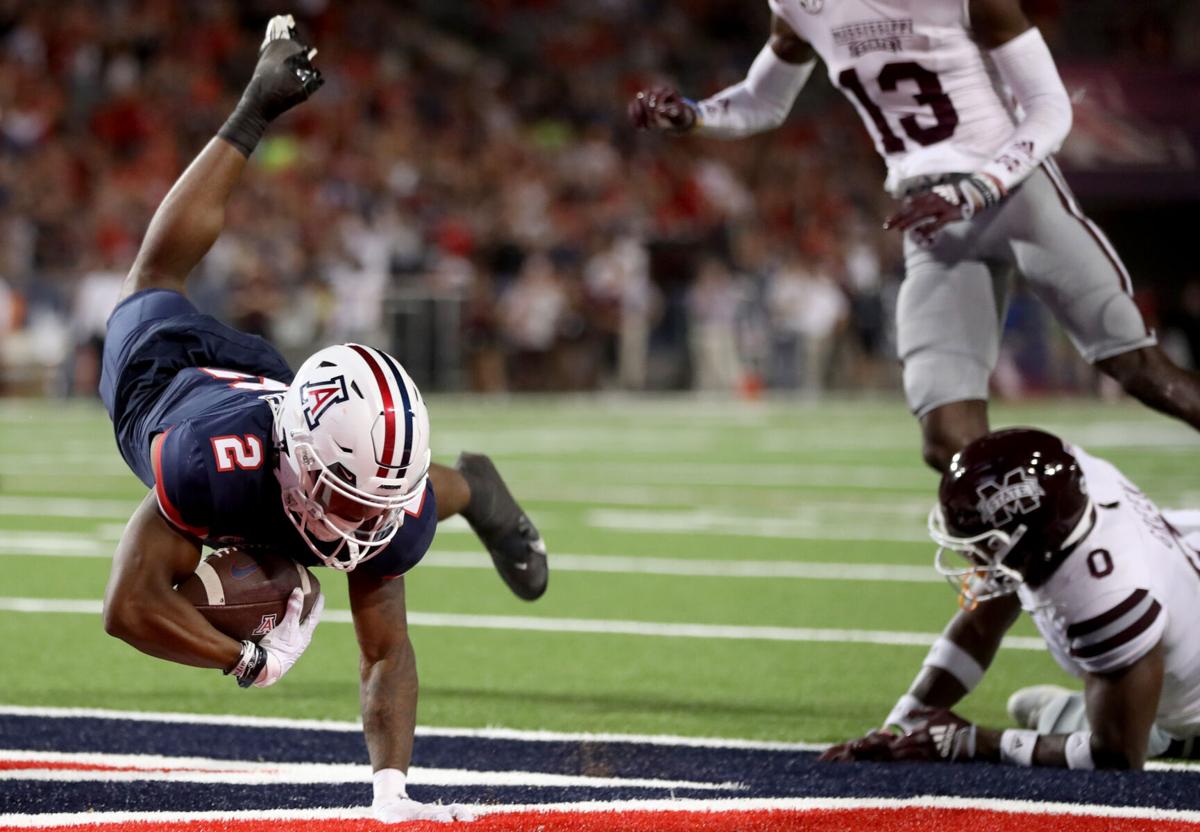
top-left (99, 289), bottom-right (435, 581)
top-left (770, 0), bottom-right (1020, 194)
top-left (1016, 447), bottom-right (1200, 739)
top-left (149, 367), bottom-right (436, 580)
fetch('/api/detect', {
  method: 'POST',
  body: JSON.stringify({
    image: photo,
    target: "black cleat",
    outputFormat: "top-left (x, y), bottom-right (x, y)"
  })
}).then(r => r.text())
top-left (455, 452), bottom-right (548, 601)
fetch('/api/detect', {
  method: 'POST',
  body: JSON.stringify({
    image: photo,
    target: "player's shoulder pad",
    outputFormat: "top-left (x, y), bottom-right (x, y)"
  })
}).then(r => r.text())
top-left (1065, 586), bottom-right (1166, 675)
top-left (358, 483), bottom-right (438, 581)
top-left (152, 423), bottom-right (213, 539)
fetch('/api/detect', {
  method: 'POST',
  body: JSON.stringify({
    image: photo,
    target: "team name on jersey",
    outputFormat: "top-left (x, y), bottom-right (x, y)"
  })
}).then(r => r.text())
top-left (1119, 479), bottom-right (1177, 551)
top-left (832, 19), bottom-right (914, 57)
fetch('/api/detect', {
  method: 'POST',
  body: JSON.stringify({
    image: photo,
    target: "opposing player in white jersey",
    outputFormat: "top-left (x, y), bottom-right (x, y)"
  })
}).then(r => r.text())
top-left (629, 0), bottom-right (1200, 471)
top-left (820, 428), bottom-right (1200, 769)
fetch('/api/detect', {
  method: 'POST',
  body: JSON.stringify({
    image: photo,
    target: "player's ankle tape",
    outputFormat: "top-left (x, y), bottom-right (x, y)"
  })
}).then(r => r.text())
top-left (227, 640), bottom-right (267, 687)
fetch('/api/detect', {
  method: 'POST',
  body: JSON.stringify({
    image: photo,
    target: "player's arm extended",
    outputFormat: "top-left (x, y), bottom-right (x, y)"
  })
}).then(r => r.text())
top-left (820, 594), bottom-right (1020, 763)
top-left (968, 0), bottom-right (1073, 196)
top-left (347, 570), bottom-right (471, 822)
top-left (348, 570), bottom-right (419, 775)
top-left (628, 15), bottom-right (816, 139)
top-left (886, 593), bottom-right (1022, 729)
top-left (121, 16), bottom-right (322, 302)
top-left (103, 493), bottom-right (243, 669)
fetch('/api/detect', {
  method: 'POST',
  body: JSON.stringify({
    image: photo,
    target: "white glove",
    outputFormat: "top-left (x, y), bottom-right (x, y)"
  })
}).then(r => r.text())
top-left (372, 768), bottom-right (475, 824)
top-left (254, 588), bottom-right (323, 688)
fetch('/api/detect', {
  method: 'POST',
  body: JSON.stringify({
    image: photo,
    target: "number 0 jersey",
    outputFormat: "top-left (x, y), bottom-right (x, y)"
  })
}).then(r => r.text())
top-left (1017, 448), bottom-right (1200, 739)
top-left (769, 0), bottom-right (1019, 193)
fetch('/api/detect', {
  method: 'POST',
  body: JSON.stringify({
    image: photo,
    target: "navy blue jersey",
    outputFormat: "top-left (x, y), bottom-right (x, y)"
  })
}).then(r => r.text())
top-left (101, 289), bottom-right (435, 579)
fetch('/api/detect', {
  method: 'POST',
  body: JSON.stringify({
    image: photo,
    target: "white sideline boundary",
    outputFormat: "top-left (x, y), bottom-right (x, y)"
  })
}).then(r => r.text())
top-left (1, 704), bottom-right (1195, 772)
top-left (5, 796), bottom-right (1200, 828)
top-left (0, 750), bottom-right (738, 791)
top-left (0, 597), bottom-right (1047, 649)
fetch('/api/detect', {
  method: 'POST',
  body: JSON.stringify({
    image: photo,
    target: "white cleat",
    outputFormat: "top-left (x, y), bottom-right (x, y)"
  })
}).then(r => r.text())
top-left (1006, 684), bottom-right (1075, 730)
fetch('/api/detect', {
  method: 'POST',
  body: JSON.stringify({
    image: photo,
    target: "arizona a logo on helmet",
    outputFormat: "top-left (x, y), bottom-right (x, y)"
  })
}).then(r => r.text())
top-left (797, 0), bottom-right (823, 13)
top-left (300, 375), bottom-right (349, 430)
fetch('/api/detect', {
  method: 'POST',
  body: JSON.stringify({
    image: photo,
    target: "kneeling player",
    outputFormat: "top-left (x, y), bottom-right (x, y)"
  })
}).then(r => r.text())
top-left (822, 428), bottom-right (1200, 770)
top-left (99, 17), bottom-right (546, 823)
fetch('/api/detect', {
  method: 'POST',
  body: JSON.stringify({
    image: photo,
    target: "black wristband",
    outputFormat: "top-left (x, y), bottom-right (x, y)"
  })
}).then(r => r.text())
top-left (225, 640), bottom-right (268, 687)
top-left (218, 101), bottom-right (270, 158)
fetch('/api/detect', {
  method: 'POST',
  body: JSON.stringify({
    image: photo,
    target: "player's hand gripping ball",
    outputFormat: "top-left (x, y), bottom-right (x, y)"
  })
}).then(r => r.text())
top-left (176, 547), bottom-right (321, 643)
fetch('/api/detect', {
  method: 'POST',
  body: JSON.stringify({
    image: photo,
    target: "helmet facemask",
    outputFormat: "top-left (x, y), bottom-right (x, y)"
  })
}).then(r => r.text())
top-left (278, 435), bottom-right (428, 571)
top-left (928, 505), bottom-right (1028, 609)
top-left (271, 343), bottom-right (433, 572)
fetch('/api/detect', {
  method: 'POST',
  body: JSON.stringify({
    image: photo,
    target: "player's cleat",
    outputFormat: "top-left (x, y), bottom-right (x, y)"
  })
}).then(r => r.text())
top-left (456, 452), bottom-right (548, 601)
top-left (1006, 684), bottom-right (1075, 730)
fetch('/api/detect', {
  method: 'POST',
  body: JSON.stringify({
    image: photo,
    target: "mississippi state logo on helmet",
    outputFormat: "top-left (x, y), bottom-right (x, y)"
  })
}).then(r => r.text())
top-left (929, 428), bottom-right (1092, 604)
top-left (272, 344), bottom-right (431, 572)
top-left (976, 467), bottom-right (1046, 526)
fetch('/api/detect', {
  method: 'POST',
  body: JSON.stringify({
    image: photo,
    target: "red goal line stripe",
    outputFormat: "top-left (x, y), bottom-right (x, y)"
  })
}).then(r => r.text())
top-left (5, 808), bottom-right (1200, 832)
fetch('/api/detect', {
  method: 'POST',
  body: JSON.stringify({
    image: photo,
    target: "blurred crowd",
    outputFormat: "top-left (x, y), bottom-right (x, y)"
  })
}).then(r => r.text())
top-left (0, 0), bottom-right (1198, 395)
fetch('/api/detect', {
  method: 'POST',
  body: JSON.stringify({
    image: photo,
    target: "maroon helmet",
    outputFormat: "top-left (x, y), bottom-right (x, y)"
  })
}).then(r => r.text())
top-left (929, 428), bottom-right (1093, 606)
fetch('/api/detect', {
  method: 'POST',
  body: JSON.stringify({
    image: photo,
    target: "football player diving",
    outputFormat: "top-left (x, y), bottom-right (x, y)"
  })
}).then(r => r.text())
top-left (821, 428), bottom-right (1200, 770)
top-left (629, 0), bottom-right (1200, 471)
top-left (98, 17), bottom-right (545, 823)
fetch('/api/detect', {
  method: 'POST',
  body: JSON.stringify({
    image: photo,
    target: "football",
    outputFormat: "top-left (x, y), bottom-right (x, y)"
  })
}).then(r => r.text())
top-left (176, 547), bottom-right (321, 643)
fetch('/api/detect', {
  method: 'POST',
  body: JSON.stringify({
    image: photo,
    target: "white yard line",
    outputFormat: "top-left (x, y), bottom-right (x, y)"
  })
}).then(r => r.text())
top-left (587, 508), bottom-right (931, 543)
top-left (430, 551), bottom-right (940, 582)
top-left (0, 596), bottom-right (1044, 650)
top-left (0, 529), bottom-right (944, 582)
top-left (0, 537), bottom-right (112, 557)
top-left (0, 497), bottom-right (139, 518)
top-left (499, 460), bottom-right (927, 490)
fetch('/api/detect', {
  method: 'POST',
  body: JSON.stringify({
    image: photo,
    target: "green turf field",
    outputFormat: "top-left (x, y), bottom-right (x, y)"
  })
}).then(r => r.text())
top-left (1, 396), bottom-right (1197, 744)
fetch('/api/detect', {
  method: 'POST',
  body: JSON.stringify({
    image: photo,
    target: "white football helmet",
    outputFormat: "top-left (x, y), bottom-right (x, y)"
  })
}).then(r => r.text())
top-left (273, 343), bottom-right (431, 571)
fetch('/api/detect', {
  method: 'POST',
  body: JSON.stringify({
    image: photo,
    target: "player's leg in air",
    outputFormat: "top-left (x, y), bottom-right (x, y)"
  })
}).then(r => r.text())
top-left (108, 16), bottom-right (546, 601)
top-left (897, 157), bottom-right (1200, 474)
top-left (981, 158), bottom-right (1200, 467)
top-left (895, 235), bottom-right (1015, 472)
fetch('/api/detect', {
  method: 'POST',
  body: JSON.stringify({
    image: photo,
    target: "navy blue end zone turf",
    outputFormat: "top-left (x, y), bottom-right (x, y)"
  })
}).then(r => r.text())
top-left (2, 713), bottom-right (1198, 815)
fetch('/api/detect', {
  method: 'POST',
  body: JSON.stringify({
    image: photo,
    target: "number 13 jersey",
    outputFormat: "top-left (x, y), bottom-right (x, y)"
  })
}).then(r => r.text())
top-left (1016, 448), bottom-right (1200, 739)
top-left (770, 0), bottom-right (1019, 194)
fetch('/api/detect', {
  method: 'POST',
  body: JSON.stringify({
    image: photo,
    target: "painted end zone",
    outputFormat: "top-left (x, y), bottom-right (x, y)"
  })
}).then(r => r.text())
top-left (6, 808), bottom-right (1200, 832)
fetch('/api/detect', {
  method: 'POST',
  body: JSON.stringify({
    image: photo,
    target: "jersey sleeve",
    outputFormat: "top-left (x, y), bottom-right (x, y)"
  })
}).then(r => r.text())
top-left (152, 424), bottom-right (213, 539)
top-left (359, 483), bottom-right (438, 580)
top-left (1065, 587), bottom-right (1166, 675)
